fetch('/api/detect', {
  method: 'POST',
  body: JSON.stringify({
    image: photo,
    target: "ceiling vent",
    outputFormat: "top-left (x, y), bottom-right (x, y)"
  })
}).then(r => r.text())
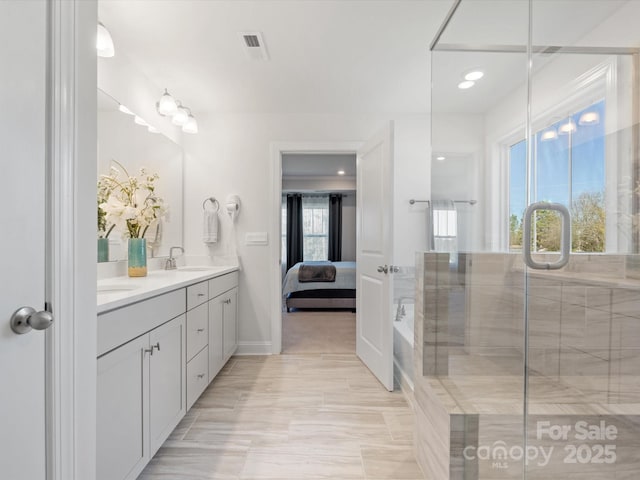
top-left (239, 31), bottom-right (269, 61)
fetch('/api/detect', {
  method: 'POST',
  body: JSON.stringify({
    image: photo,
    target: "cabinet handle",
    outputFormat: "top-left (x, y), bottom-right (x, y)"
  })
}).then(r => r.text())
top-left (223, 298), bottom-right (231, 305)
top-left (144, 343), bottom-right (161, 356)
top-left (197, 373), bottom-right (205, 379)
top-left (197, 328), bottom-right (205, 333)
top-left (197, 293), bottom-right (205, 297)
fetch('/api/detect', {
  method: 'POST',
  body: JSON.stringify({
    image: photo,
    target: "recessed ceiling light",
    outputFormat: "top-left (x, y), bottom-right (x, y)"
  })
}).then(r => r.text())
top-left (458, 80), bottom-right (475, 90)
top-left (465, 70), bottom-right (484, 81)
top-left (578, 111), bottom-right (599, 125)
top-left (558, 120), bottom-right (576, 135)
top-left (540, 129), bottom-right (558, 141)
top-left (436, 156), bottom-right (446, 161)
top-left (337, 170), bottom-right (345, 176)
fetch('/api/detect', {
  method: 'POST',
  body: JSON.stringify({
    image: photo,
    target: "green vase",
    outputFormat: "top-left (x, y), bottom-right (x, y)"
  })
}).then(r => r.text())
top-left (128, 238), bottom-right (147, 277)
top-left (97, 238), bottom-right (109, 263)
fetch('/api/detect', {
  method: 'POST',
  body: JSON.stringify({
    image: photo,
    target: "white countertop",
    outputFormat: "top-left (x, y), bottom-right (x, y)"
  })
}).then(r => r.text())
top-left (97, 266), bottom-right (239, 314)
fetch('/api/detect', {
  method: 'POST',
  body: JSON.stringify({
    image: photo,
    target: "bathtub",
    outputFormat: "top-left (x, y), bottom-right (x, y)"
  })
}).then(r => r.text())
top-left (393, 303), bottom-right (414, 390)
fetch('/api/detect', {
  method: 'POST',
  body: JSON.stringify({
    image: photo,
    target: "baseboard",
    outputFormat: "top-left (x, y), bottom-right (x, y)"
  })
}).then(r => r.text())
top-left (394, 359), bottom-right (415, 410)
top-left (236, 341), bottom-right (273, 355)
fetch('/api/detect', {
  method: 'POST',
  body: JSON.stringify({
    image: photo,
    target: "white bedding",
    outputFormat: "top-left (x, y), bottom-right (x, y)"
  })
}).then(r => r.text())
top-left (282, 261), bottom-right (356, 296)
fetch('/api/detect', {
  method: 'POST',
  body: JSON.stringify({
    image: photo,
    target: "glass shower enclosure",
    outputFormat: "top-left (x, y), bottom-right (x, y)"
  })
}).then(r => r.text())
top-left (415, 0), bottom-right (640, 478)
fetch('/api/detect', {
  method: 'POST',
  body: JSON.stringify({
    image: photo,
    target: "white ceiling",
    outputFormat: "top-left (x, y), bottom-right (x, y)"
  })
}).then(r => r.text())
top-left (282, 153), bottom-right (356, 177)
top-left (98, 0), bottom-right (454, 115)
top-left (98, 0), bottom-right (639, 118)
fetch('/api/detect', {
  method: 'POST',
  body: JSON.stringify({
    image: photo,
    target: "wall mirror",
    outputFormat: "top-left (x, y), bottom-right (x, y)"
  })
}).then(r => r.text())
top-left (97, 88), bottom-right (183, 262)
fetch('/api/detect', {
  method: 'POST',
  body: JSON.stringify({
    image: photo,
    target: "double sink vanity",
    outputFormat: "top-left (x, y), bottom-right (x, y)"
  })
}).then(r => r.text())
top-left (97, 265), bottom-right (239, 480)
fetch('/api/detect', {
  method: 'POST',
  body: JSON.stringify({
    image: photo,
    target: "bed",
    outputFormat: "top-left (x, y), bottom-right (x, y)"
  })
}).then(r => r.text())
top-left (282, 261), bottom-right (356, 312)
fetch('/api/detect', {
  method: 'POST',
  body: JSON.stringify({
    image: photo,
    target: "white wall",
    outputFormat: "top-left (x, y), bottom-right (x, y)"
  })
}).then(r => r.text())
top-left (183, 113), bottom-right (429, 353)
top-left (393, 115), bottom-right (431, 266)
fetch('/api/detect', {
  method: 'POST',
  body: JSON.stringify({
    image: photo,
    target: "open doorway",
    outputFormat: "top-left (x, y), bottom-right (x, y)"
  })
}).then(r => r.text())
top-left (279, 153), bottom-right (357, 354)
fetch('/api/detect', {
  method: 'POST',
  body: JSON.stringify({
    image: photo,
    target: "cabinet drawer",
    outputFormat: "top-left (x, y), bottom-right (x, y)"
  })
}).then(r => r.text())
top-left (186, 303), bottom-right (208, 361)
top-left (186, 346), bottom-right (208, 410)
top-left (209, 271), bottom-right (239, 299)
top-left (98, 289), bottom-right (185, 357)
top-left (187, 281), bottom-right (209, 310)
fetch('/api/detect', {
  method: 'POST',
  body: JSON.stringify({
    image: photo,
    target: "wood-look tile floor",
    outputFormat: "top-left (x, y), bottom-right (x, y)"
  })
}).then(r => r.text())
top-left (139, 312), bottom-right (423, 480)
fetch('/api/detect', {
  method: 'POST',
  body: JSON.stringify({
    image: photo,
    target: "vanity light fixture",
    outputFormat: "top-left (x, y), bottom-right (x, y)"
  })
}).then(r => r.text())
top-left (156, 89), bottom-right (178, 116)
top-left (458, 80), bottom-right (475, 90)
top-left (97, 22), bottom-right (115, 58)
top-left (578, 110), bottom-right (600, 126)
top-left (337, 170), bottom-right (345, 176)
top-left (156, 88), bottom-right (199, 134)
top-left (182, 114), bottom-right (199, 134)
top-left (171, 103), bottom-right (190, 126)
top-left (558, 119), bottom-right (576, 135)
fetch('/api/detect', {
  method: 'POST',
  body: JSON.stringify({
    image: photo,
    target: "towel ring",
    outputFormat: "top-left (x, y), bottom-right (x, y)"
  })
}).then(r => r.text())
top-left (202, 197), bottom-right (219, 212)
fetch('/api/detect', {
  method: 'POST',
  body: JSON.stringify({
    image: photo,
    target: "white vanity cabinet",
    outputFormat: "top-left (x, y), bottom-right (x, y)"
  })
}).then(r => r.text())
top-left (97, 268), bottom-right (238, 480)
top-left (97, 298), bottom-right (186, 480)
top-left (208, 272), bottom-right (239, 381)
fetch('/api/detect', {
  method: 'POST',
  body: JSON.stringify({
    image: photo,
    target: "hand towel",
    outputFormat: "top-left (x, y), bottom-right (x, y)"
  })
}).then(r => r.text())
top-left (203, 210), bottom-right (218, 244)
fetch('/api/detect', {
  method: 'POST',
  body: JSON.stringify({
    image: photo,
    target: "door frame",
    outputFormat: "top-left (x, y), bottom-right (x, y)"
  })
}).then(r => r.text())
top-left (46, 1), bottom-right (97, 479)
top-left (269, 141), bottom-right (361, 354)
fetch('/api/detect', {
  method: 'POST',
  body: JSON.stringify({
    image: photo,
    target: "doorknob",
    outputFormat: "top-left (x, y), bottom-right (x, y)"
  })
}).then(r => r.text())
top-left (377, 265), bottom-right (388, 274)
top-left (389, 265), bottom-right (400, 273)
top-left (10, 306), bottom-right (54, 334)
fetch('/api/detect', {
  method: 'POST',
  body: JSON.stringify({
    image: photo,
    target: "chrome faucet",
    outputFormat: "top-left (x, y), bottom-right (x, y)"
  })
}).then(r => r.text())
top-left (395, 297), bottom-right (408, 322)
top-left (165, 246), bottom-right (184, 270)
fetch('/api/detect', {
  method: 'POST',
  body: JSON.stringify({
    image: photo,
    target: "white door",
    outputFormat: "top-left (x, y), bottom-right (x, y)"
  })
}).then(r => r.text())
top-left (0, 0), bottom-right (50, 478)
top-left (356, 123), bottom-right (394, 391)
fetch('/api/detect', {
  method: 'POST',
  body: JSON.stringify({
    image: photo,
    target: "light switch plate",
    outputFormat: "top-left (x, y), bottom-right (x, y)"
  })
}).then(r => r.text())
top-left (245, 232), bottom-right (268, 246)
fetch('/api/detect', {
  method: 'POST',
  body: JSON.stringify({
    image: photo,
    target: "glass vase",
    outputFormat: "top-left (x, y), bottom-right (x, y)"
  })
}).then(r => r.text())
top-left (97, 237), bottom-right (109, 263)
top-left (128, 238), bottom-right (147, 277)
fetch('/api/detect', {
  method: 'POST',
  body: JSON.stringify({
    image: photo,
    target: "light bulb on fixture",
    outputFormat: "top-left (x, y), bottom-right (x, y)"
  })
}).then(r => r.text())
top-left (458, 80), bottom-right (475, 90)
top-left (540, 129), bottom-right (558, 141)
top-left (118, 104), bottom-right (134, 115)
top-left (182, 114), bottom-right (199, 134)
top-left (436, 156), bottom-right (446, 161)
top-left (337, 170), bottom-right (345, 176)
top-left (172, 104), bottom-right (190, 126)
top-left (578, 111), bottom-right (600, 126)
top-left (134, 115), bottom-right (148, 127)
top-left (148, 125), bottom-right (159, 134)
top-left (157, 89), bottom-right (178, 116)
top-left (96, 22), bottom-right (115, 58)
top-left (558, 119), bottom-right (576, 135)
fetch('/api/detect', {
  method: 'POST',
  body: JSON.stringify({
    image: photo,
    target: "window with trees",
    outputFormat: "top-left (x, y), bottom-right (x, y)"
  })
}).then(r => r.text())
top-left (509, 100), bottom-right (606, 252)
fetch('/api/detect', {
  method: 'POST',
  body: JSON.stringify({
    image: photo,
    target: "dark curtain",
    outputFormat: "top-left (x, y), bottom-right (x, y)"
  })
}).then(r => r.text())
top-left (286, 194), bottom-right (303, 271)
top-left (328, 194), bottom-right (343, 261)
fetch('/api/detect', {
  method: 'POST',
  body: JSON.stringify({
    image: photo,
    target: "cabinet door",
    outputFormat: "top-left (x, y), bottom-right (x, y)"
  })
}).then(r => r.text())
top-left (97, 335), bottom-right (149, 480)
top-left (223, 288), bottom-right (238, 361)
top-left (149, 314), bottom-right (186, 456)
top-left (208, 298), bottom-right (224, 381)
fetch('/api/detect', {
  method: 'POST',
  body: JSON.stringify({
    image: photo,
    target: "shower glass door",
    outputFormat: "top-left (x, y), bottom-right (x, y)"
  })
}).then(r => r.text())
top-left (424, 1), bottom-right (640, 478)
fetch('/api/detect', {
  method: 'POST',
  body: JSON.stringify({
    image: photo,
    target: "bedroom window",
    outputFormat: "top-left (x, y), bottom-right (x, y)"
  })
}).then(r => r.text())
top-left (302, 195), bottom-right (329, 261)
top-left (509, 100), bottom-right (606, 253)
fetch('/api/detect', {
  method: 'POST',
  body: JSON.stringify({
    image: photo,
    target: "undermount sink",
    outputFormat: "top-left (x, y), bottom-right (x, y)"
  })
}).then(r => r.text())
top-left (97, 284), bottom-right (140, 294)
top-left (177, 266), bottom-right (217, 272)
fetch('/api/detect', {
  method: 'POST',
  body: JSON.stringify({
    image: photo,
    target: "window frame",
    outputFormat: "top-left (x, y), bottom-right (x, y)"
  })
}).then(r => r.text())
top-left (495, 57), bottom-right (626, 253)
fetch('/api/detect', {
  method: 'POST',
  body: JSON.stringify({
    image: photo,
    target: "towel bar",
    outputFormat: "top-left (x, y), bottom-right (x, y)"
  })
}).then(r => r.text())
top-left (202, 197), bottom-right (220, 211)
